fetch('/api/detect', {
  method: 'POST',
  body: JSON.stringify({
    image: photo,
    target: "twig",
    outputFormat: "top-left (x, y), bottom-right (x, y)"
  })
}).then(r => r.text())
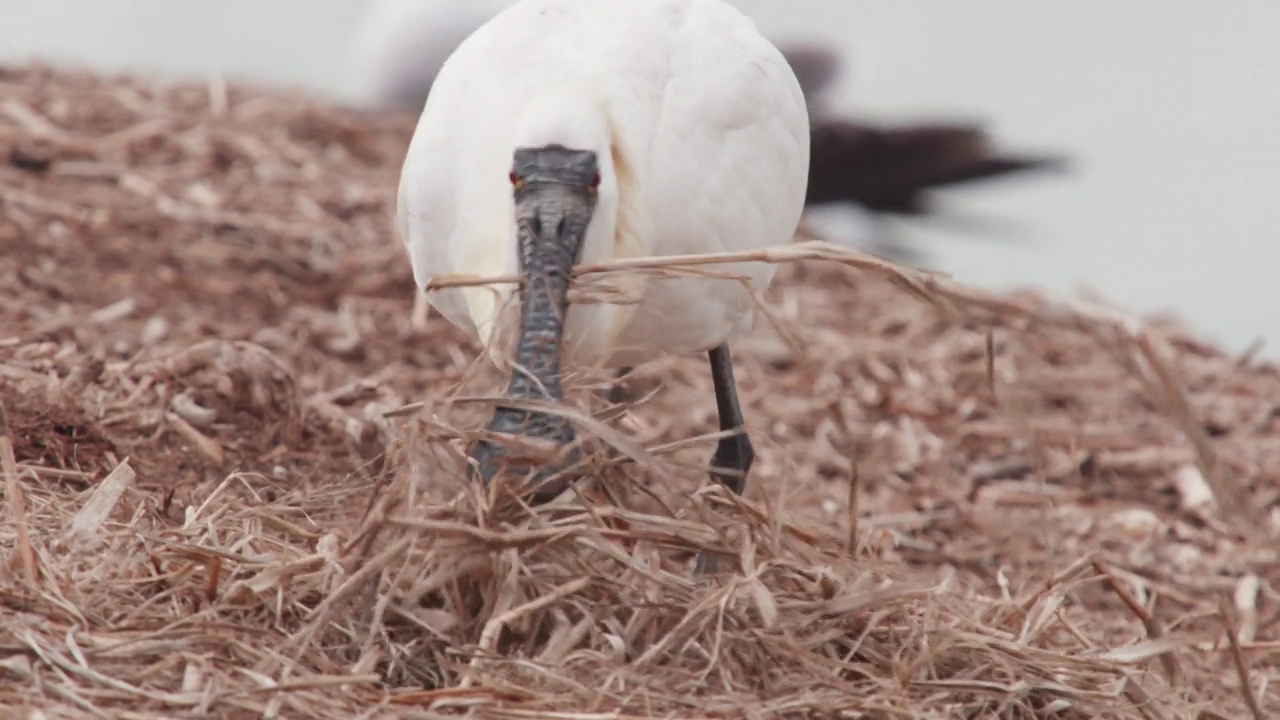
top-left (1133, 333), bottom-right (1257, 532)
top-left (1093, 559), bottom-right (1183, 685)
top-left (1220, 595), bottom-right (1266, 720)
top-left (846, 464), bottom-right (860, 558)
top-left (0, 402), bottom-right (38, 586)
top-left (271, 536), bottom-right (414, 672)
top-left (477, 577), bottom-right (591, 655)
top-left (166, 412), bottom-right (226, 465)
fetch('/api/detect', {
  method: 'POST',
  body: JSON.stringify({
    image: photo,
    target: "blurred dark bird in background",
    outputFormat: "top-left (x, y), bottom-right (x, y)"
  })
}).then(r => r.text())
top-left (807, 121), bottom-right (1067, 214)
top-left (781, 44), bottom-right (1069, 263)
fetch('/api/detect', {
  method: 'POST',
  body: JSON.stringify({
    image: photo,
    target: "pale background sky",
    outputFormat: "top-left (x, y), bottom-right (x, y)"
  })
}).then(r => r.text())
top-left (2, 0), bottom-right (1276, 357)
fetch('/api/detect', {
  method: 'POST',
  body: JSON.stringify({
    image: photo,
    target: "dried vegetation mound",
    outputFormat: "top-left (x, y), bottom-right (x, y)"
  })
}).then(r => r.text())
top-left (1, 63), bottom-right (1279, 719)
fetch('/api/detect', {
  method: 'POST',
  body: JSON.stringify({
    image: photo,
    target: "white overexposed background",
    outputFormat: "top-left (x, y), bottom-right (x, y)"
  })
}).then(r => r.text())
top-left (2, 0), bottom-right (1276, 356)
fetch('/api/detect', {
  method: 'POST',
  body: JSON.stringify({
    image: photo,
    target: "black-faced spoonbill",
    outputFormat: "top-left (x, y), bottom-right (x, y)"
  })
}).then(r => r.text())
top-left (396, 0), bottom-right (810, 535)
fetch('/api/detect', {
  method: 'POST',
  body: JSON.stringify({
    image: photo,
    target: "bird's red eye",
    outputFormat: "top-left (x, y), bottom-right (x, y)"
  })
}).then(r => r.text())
top-left (508, 171), bottom-right (520, 185)
top-left (590, 172), bottom-right (601, 189)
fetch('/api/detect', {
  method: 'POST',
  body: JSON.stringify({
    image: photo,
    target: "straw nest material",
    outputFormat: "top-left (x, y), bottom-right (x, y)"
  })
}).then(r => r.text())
top-left (1, 62), bottom-right (1278, 720)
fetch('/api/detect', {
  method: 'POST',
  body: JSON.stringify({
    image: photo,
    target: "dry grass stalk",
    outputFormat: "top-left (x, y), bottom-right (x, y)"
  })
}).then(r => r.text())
top-left (0, 62), bottom-right (1277, 719)
top-left (1220, 596), bottom-right (1267, 720)
top-left (1132, 333), bottom-right (1258, 531)
top-left (1, 402), bottom-right (39, 586)
top-left (65, 458), bottom-right (136, 544)
top-left (1092, 559), bottom-right (1183, 686)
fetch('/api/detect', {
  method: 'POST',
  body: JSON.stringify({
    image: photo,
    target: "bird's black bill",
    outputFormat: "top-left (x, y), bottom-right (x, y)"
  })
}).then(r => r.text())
top-left (470, 145), bottom-right (600, 503)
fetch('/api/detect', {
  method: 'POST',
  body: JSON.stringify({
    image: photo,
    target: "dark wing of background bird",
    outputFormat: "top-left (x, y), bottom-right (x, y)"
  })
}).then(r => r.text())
top-left (778, 41), bottom-right (1068, 217)
top-left (778, 44), bottom-right (842, 111)
top-left (774, 41), bottom-right (1071, 264)
top-left (805, 121), bottom-right (1069, 215)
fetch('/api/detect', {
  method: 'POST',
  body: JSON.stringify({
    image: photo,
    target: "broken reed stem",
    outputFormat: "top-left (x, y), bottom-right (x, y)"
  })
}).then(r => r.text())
top-left (425, 240), bottom-right (940, 304)
top-left (1120, 675), bottom-right (1171, 720)
top-left (1093, 560), bottom-right (1182, 686)
top-left (846, 465), bottom-right (860, 557)
top-left (985, 328), bottom-right (999, 405)
top-left (271, 536), bottom-right (415, 675)
top-left (464, 576), bottom-right (593, 688)
top-left (1220, 596), bottom-right (1266, 720)
top-left (1132, 334), bottom-right (1257, 533)
top-left (424, 237), bottom-right (1210, 372)
top-left (0, 404), bottom-right (39, 587)
top-left (829, 400), bottom-right (861, 557)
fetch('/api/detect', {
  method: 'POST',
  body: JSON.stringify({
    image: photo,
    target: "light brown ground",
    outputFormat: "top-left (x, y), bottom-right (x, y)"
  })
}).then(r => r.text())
top-left (1, 63), bottom-right (1278, 719)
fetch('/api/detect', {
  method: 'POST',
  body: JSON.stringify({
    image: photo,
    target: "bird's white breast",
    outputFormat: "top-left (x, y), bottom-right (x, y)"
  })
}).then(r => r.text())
top-left (397, 0), bottom-right (810, 368)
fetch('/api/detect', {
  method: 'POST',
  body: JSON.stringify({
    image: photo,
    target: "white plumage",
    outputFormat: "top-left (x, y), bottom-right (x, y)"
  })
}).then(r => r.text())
top-left (397, 0), bottom-right (809, 369)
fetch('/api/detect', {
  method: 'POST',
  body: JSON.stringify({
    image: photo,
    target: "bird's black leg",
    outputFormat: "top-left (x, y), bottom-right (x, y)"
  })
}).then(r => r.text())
top-left (696, 344), bottom-right (753, 573)
top-left (606, 366), bottom-right (634, 405)
top-left (707, 344), bottom-right (754, 494)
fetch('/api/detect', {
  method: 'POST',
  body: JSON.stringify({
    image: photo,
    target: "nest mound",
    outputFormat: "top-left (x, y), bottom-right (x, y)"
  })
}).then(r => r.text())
top-left (1, 62), bottom-right (1278, 719)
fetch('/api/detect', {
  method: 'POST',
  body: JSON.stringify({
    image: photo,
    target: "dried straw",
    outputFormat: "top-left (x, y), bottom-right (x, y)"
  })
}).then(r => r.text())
top-left (1, 62), bottom-right (1278, 719)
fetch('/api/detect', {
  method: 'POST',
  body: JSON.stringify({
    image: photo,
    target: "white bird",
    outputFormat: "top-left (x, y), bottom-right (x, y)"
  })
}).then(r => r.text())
top-left (396, 0), bottom-right (809, 518)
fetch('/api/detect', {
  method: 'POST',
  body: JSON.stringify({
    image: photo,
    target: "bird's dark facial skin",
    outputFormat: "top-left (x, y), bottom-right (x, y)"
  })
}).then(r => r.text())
top-left (469, 145), bottom-right (600, 501)
top-left (509, 145), bottom-right (600, 274)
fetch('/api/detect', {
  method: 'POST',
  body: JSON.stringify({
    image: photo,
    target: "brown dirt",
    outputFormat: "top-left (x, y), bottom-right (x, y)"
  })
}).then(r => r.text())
top-left (1, 61), bottom-right (1278, 719)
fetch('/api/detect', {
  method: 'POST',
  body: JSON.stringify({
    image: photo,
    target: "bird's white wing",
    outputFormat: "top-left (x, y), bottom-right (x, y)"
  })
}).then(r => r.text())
top-left (606, 1), bottom-right (810, 355)
top-left (395, 41), bottom-right (482, 339)
top-left (644, 7), bottom-right (810, 261)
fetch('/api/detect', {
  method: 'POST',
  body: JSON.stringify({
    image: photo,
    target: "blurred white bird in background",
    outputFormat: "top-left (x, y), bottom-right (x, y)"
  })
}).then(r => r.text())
top-left (348, 0), bottom-right (1067, 267)
top-left (342, 0), bottom-right (518, 111)
top-left (395, 0), bottom-right (809, 558)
